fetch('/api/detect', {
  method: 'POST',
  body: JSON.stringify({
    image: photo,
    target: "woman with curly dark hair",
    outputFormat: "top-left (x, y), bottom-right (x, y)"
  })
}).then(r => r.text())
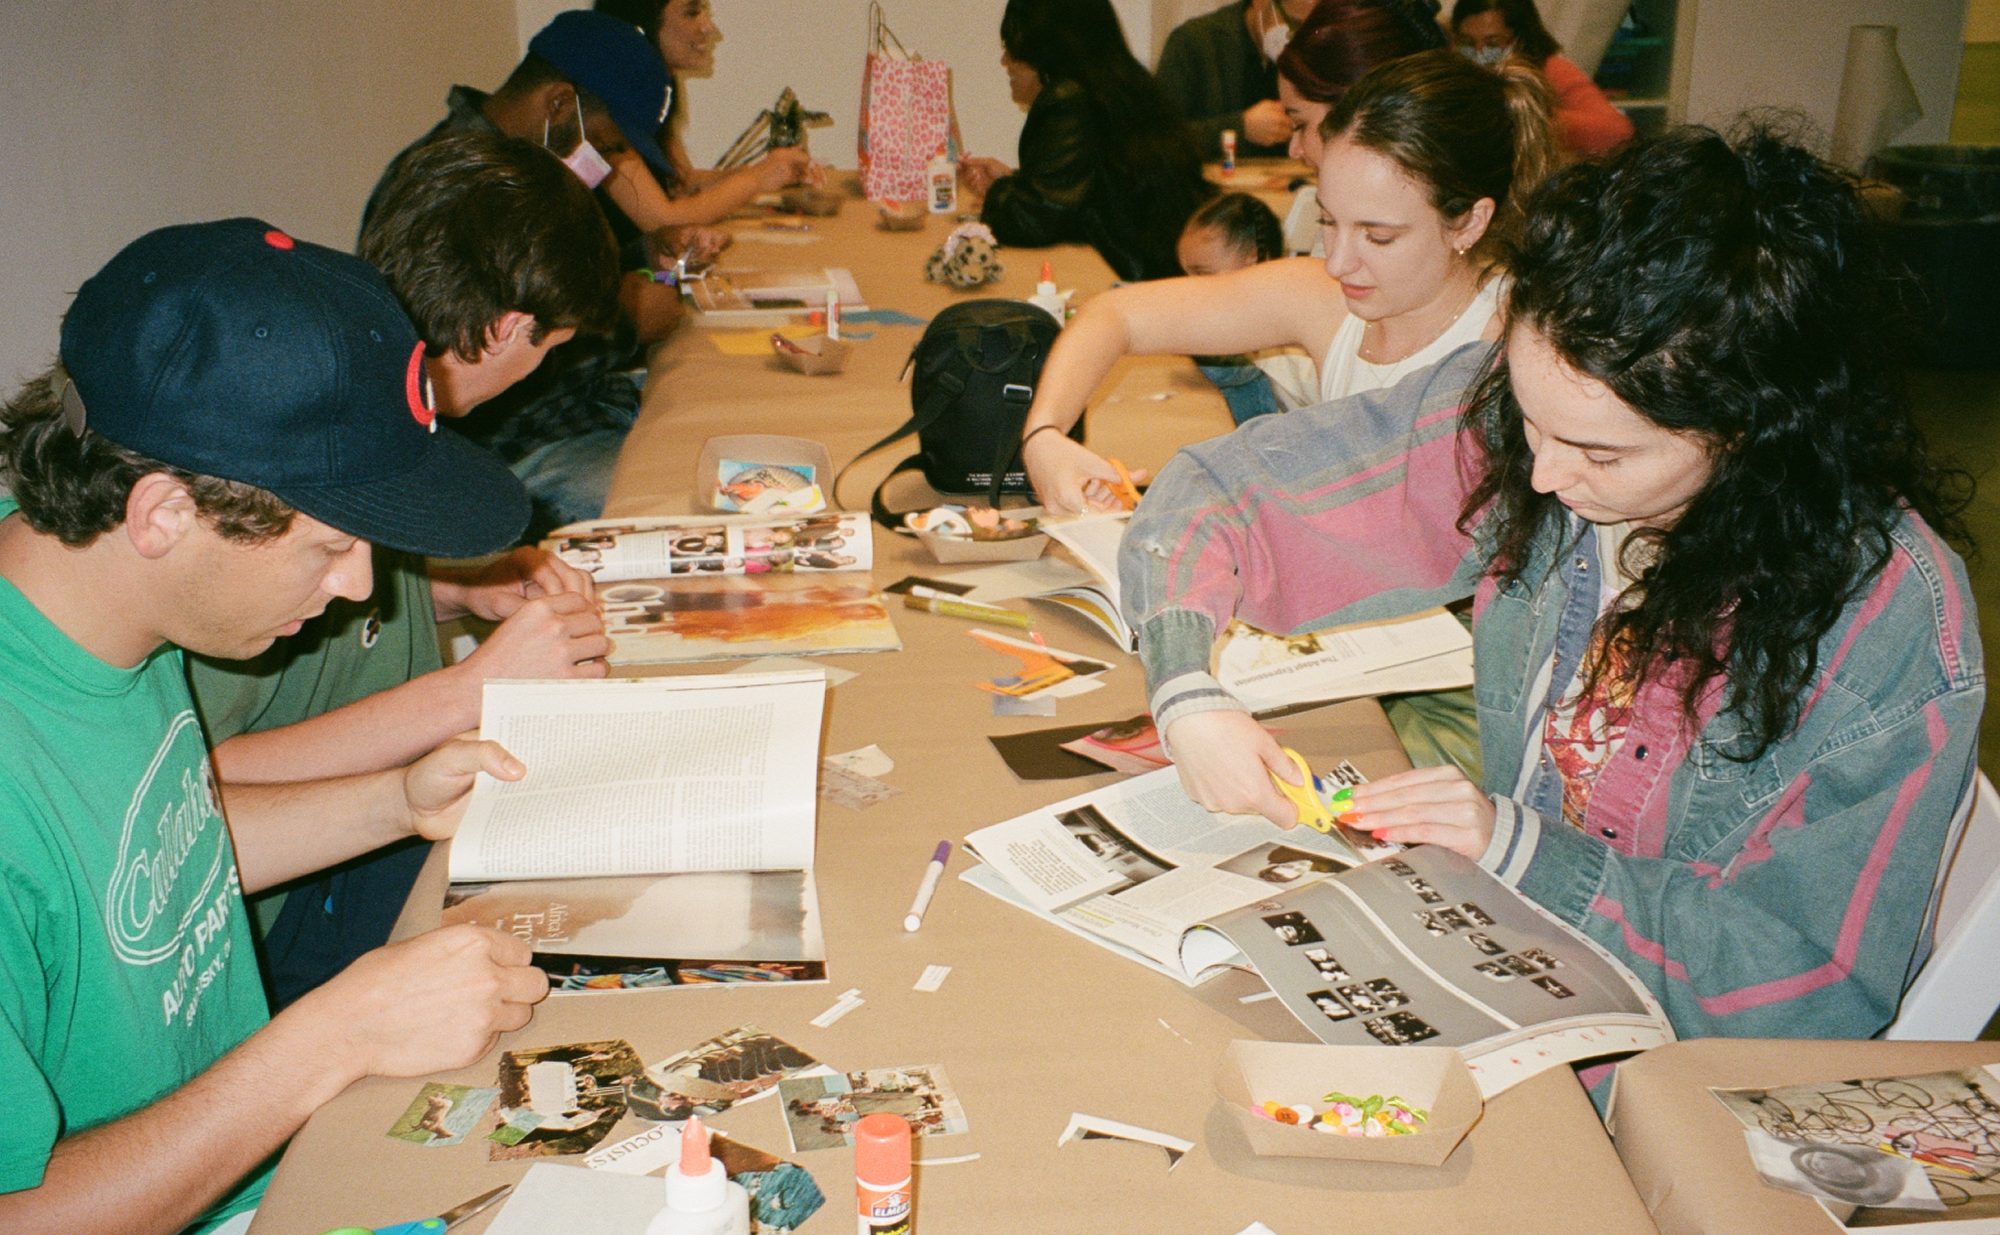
top-left (957, 0), bottom-right (1215, 282)
top-left (1123, 124), bottom-right (1982, 1049)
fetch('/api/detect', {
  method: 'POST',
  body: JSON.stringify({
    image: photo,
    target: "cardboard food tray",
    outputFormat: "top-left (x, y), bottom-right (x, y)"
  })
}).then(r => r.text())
top-left (915, 527), bottom-right (1049, 563)
top-left (1216, 1040), bottom-right (1483, 1166)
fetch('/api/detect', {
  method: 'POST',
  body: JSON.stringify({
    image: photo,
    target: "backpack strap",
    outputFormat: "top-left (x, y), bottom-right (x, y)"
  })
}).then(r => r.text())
top-left (830, 358), bottom-right (966, 520)
top-left (983, 375), bottom-right (1037, 507)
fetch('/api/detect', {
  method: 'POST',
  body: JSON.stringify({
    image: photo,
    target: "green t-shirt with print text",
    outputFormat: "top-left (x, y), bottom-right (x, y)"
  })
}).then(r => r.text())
top-left (0, 501), bottom-right (271, 1231)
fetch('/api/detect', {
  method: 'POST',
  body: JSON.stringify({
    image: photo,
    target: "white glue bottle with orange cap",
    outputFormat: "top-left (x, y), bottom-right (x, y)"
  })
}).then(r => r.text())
top-left (647, 1115), bottom-right (749, 1235)
top-left (855, 1112), bottom-right (914, 1234)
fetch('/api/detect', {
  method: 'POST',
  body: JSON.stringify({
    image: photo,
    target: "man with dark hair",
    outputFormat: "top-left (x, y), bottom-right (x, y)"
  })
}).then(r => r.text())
top-left (1155, 0), bottom-right (1320, 158)
top-left (0, 218), bottom-right (549, 1233)
top-left (368, 9), bottom-right (714, 536)
top-left (188, 131), bottom-right (621, 1009)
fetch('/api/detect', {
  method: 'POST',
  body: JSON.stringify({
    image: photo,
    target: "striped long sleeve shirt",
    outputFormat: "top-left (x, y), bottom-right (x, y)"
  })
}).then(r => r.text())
top-left (1121, 346), bottom-right (1985, 1040)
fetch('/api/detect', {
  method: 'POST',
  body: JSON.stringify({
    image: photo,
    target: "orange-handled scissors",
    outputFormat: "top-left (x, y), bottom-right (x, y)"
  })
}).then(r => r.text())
top-left (1104, 457), bottom-right (1143, 511)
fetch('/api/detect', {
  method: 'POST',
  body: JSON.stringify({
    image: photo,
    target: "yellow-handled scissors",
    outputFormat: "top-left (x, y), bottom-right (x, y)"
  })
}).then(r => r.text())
top-left (1269, 748), bottom-right (1354, 833)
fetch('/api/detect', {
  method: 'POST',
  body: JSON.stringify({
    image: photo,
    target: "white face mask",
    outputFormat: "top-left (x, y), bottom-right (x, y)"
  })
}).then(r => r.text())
top-left (546, 97), bottom-right (613, 190)
top-left (1261, 15), bottom-right (1292, 62)
top-left (1460, 43), bottom-right (1510, 68)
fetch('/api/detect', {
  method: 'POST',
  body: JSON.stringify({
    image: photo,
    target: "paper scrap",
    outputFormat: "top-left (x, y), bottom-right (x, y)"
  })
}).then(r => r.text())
top-left (842, 308), bottom-right (927, 326)
top-left (1057, 1113), bottom-right (1194, 1171)
top-left (821, 761), bottom-right (900, 810)
top-left (778, 1065), bottom-right (969, 1153)
top-left (883, 574), bottom-right (975, 597)
top-left (629, 1025), bottom-right (825, 1124)
top-left (917, 1153), bottom-right (982, 1166)
top-left (914, 964), bottom-right (952, 992)
top-left (386, 1082), bottom-right (497, 1147)
top-left (1739, 1128), bottom-right (1942, 1210)
top-left (992, 692), bottom-right (1059, 717)
top-left (988, 720), bottom-right (1119, 780)
top-left (584, 1122), bottom-right (682, 1175)
top-left (1157, 1017), bottom-right (1193, 1046)
top-left (826, 744), bottom-right (894, 777)
top-left (484, 1164), bottom-right (662, 1235)
top-left (810, 991), bottom-right (865, 1028)
top-left (729, 655), bottom-right (858, 687)
top-left (488, 1040), bottom-right (642, 1161)
top-left (1238, 990), bottom-right (1280, 1004)
top-left (1235, 1224), bottom-right (1281, 1235)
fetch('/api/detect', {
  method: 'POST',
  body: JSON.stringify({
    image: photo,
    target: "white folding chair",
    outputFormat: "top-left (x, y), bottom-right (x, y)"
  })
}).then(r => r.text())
top-left (1884, 771), bottom-right (2000, 1039)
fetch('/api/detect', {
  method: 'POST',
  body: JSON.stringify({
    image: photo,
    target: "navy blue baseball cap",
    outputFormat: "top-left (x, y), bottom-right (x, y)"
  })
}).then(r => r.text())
top-left (58, 217), bottom-right (530, 558)
top-left (530, 9), bottom-right (675, 182)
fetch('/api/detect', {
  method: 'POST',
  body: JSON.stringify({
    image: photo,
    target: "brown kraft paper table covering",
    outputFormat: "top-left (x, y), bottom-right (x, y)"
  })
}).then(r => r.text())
top-left (248, 182), bottom-right (1659, 1234)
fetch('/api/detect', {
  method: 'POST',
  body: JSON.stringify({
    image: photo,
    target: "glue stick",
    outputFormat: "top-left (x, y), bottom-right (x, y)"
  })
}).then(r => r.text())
top-left (826, 288), bottom-right (841, 341)
top-left (854, 1112), bottom-right (913, 1234)
top-left (648, 1116), bottom-right (749, 1235)
top-left (1220, 128), bottom-right (1237, 176)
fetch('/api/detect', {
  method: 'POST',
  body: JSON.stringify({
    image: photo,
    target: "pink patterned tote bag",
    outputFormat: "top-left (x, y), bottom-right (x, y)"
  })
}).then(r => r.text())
top-left (858, 2), bottom-right (962, 204)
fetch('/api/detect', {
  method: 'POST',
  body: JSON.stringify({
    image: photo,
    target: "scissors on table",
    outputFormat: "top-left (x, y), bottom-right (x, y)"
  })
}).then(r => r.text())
top-left (1269, 747), bottom-right (1354, 834)
top-left (321, 1184), bottom-right (512, 1235)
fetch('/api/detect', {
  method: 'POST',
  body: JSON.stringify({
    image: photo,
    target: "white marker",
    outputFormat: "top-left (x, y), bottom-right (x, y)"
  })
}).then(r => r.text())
top-left (903, 840), bottom-right (952, 931)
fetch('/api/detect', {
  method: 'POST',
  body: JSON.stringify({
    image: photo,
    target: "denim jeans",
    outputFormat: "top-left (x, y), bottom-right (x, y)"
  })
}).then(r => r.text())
top-left (1194, 357), bottom-right (1284, 424)
top-left (513, 422), bottom-right (635, 539)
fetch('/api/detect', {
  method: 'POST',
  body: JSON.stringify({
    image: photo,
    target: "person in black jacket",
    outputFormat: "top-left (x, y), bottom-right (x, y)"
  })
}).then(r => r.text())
top-left (960, 0), bottom-right (1215, 282)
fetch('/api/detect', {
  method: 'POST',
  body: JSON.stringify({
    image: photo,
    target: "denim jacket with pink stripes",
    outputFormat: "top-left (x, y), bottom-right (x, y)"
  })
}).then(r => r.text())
top-left (1123, 345), bottom-right (1985, 1040)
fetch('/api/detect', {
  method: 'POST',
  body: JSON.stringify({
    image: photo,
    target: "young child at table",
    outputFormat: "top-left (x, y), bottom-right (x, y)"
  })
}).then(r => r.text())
top-left (0, 219), bottom-right (549, 1234)
top-left (189, 132), bottom-right (617, 1009)
top-left (1121, 125), bottom-right (1982, 1059)
top-left (1176, 192), bottom-right (1317, 424)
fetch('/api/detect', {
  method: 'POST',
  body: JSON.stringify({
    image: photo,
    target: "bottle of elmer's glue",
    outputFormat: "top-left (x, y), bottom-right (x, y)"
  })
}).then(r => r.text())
top-left (855, 1112), bottom-right (914, 1234)
top-left (647, 1116), bottom-right (749, 1235)
top-left (1027, 260), bottom-right (1070, 325)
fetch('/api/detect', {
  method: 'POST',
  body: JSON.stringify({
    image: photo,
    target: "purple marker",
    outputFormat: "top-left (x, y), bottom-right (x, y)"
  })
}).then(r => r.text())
top-left (903, 841), bottom-right (953, 932)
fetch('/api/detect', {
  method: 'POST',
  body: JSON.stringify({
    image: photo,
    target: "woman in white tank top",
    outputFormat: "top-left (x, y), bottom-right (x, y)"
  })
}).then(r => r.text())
top-left (1021, 52), bottom-right (1558, 514)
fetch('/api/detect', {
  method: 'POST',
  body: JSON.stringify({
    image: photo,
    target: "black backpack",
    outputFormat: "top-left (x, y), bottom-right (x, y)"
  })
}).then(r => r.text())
top-left (836, 299), bottom-right (1075, 527)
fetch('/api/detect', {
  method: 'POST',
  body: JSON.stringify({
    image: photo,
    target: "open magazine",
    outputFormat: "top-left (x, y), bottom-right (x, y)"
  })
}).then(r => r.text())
top-left (541, 514), bottom-right (900, 666)
top-left (687, 266), bottom-right (866, 318)
top-left (548, 512), bottom-right (874, 580)
top-left (1215, 611), bottom-right (1474, 713)
top-left (1028, 515), bottom-right (1475, 709)
top-left (441, 673), bottom-right (827, 992)
top-left (962, 764), bottom-right (1670, 1095)
top-left (1027, 513), bottom-right (1135, 651)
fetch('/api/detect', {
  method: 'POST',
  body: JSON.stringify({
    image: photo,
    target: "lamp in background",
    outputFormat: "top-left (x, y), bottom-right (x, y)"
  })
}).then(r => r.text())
top-left (1830, 24), bottom-right (1922, 172)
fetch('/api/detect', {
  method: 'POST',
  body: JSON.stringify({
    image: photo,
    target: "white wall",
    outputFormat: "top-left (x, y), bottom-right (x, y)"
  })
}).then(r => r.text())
top-left (516, 0), bottom-right (1155, 172)
top-left (0, 0), bottom-right (520, 389)
top-left (1684, 1), bottom-right (1967, 148)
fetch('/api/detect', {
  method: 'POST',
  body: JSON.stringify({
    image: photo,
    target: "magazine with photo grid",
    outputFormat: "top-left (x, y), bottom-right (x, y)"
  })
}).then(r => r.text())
top-left (962, 765), bottom-right (1670, 1095)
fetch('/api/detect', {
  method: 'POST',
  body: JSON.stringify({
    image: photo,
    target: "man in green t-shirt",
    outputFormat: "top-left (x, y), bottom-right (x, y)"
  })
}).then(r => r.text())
top-left (0, 218), bottom-right (550, 1233)
top-left (188, 132), bottom-right (623, 1008)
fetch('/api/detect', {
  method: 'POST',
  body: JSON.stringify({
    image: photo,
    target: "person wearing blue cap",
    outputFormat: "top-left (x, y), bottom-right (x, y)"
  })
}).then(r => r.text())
top-left (189, 132), bottom-right (624, 1013)
top-left (0, 219), bottom-right (551, 1233)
